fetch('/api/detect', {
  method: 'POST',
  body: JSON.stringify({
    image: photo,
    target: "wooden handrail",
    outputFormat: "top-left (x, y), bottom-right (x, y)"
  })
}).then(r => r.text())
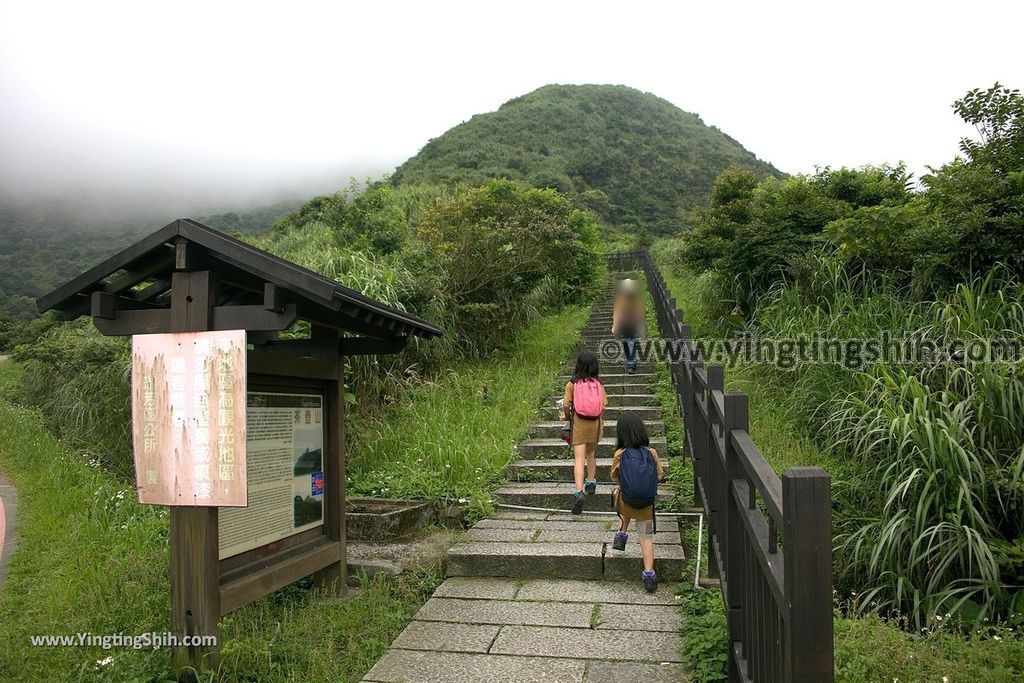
top-left (607, 250), bottom-right (834, 683)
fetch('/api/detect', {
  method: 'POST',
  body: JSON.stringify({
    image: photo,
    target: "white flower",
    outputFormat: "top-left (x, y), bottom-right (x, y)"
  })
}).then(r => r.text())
top-left (96, 657), bottom-right (113, 667)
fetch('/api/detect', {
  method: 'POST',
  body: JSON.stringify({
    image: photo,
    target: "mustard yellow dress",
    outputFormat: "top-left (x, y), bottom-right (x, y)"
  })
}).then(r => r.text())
top-left (610, 447), bottom-right (663, 521)
top-left (561, 380), bottom-right (607, 446)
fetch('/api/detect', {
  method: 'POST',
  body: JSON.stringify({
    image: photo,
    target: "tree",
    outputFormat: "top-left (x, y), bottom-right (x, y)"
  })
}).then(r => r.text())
top-left (922, 83), bottom-right (1024, 276)
top-left (418, 179), bottom-right (600, 344)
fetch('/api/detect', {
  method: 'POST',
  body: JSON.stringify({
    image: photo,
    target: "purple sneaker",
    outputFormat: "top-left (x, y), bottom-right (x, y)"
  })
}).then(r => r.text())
top-left (612, 531), bottom-right (628, 551)
top-left (642, 570), bottom-right (657, 593)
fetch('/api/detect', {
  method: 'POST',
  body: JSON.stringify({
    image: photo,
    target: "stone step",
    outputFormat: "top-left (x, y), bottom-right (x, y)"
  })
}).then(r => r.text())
top-left (446, 532), bottom-right (684, 582)
top-left (563, 382), bottom-right (656, 396)
top-left (547, 393), bottom-right (659, 407)
top-left (556, 372), bottom-right (657, 385)
top-left (529, 419), bottom-right (664, 439)
top-left (563, 365), bottom-right (657, 376)
top-left (518, 436), bottom-right (668, 459)
top-left (464, 526), bottom-right (681, 546)
top-left (508, 457), bottom-right (615, 482)
top-left (539, 405), bottom-right (663, 421)
top-left (492, 482), bottom-right (673, 509)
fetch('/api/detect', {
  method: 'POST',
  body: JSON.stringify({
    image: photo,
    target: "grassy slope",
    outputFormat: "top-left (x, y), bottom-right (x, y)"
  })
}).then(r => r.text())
top-left (651, 250), bottom-right (1024, 682)
top-left (347, 305), bottom-right (589, 515)
top-left (0, 305), bottom-right (586, 682)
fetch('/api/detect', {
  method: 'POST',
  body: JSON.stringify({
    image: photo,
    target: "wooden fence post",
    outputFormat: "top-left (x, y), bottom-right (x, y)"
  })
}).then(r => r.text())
top-left (704, 364), bottom-right (724, 578)
top-left (782, 468), bottom-right (834, 682)
top-left (723, 392), bottom-right (749, 681)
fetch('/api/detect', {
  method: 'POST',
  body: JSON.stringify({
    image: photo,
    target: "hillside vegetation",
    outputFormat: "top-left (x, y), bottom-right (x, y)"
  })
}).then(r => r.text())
top-left (393, 84), bottom-right (781, 233)
top-left (657, 83), bottom-right (1024, 635)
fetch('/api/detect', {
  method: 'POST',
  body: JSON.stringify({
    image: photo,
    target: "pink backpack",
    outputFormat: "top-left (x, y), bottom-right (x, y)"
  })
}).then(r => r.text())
top-left (573, 379), bottom-right (604, 420)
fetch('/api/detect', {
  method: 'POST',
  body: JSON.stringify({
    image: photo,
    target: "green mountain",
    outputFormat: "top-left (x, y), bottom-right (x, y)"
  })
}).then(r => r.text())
top-left (392, 84), bottom-right (782, 233)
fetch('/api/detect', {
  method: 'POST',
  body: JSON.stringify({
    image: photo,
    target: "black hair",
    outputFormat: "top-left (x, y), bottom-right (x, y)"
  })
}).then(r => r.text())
top-left (615, 411), bottom-right (650, 450)
top-left (571, 349), bottom-right (600, 382)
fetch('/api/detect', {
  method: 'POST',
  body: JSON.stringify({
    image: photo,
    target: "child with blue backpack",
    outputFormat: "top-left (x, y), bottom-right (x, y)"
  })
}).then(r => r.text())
top-left (610, 412), bottom-right (664, 593)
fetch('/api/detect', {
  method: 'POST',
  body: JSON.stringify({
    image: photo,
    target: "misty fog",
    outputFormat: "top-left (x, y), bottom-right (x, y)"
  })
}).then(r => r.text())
top-left (2, 1), bottom-right (1020, 225)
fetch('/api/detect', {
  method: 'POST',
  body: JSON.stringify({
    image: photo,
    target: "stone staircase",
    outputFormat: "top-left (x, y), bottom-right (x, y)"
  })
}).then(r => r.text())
top-left (362, 276), bottom-right (686, 682)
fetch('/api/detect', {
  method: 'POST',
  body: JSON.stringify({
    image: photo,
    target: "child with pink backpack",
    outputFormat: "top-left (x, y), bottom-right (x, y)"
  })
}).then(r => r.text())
top-left (560, 349), bottom-right (607, 515)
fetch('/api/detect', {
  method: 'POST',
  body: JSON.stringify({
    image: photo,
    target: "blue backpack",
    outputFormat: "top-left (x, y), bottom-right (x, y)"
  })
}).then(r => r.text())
top-left (618, 447), bottom-right (658, 509)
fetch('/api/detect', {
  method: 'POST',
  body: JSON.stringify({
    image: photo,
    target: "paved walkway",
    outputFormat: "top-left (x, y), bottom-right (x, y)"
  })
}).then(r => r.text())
top-left (362, 277), bottom-right (687, 682)
top-left (0, 460), bottom-right (17, 588)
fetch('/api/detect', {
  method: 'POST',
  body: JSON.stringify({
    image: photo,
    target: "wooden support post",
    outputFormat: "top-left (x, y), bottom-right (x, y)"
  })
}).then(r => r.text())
top-left (782, 467), bottom-right (834, 682)
top-left (168, 270), bottom-right (222, 677)
top-left (313, 326), bottom-right (347, 597)
top-left (723, 392), bottom-right (749, 682)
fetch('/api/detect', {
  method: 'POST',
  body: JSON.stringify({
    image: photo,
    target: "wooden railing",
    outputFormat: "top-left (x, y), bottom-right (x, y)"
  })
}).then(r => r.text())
top-left (607, 250), bottom-right (834, 683)
top-left (606, 250), bottom-right (645, 272)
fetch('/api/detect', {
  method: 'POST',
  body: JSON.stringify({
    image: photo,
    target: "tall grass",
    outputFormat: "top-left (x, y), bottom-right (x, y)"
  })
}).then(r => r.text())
top-left (654, 242), bottom-right (1024, 631)
top-left (9, 321), bottom-right (133, 477)
top-left (347, 305), bottom-right (588, 516)
top-left (816, 270), bottom-right (1024, 629)
top-left (0, 396), bottom-right (449, 682)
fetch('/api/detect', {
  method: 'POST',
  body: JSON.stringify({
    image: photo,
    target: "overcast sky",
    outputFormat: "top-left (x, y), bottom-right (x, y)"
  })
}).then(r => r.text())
top-left (1, 0), bottom-right (1021, 211)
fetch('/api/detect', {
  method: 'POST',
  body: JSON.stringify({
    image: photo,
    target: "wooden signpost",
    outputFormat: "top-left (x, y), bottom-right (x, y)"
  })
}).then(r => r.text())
top-left (36, 219), bottom-right (442, 676)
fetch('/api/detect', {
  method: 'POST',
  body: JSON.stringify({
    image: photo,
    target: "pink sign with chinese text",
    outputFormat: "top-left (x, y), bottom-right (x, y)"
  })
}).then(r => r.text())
top-left (131, 330), bottom-right (247, 506)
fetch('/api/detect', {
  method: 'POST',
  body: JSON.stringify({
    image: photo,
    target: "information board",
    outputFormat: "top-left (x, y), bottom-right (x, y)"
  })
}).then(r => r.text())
top-left (131, 330), bottom-right (248, 506)
top-left (218, 392), bottom-right (325, 559)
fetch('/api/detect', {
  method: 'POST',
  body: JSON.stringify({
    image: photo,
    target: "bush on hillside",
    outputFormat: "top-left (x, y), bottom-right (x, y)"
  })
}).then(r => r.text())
top-left (417, 179), bottom-right (601, 348)
top-left (675, 164), bottom-right (911, 310)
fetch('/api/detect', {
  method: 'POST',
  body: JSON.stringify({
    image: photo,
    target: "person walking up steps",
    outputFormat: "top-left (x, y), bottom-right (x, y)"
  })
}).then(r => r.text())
top-left (612, 278), bottom-right (644, 374)
top-left (610, 412), bottom-right (664, 593)
top-left (561, 349), bottom-right (607, 515)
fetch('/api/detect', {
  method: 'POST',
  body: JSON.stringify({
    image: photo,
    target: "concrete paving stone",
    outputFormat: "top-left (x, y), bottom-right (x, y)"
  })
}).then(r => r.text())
top-left (416, 597), bottom-right (594, 628)
top-left (362, 650), bottom-right (586, 683)
top-left (593, 604), bottom-right (682, 632)
top-left (516, 579), bottom-right (680, 606)
top-left (490, 625), bottom-right (683, 663)
top-left (446, 542), bottom-right (603, 579)
top-left (494, 483), bottom-right (675, 510)
top-left (433, 577), bottom-right (520, 600)
top-left (536, 529), bottom-right (681, 545)
top-left (583, 661), bottom-right (689, 682)
top-left (531, 421), bottom-right (664, 437)
top-left (541, 509), bottom-right (619, 519)
top-left (507, 459), bottom-right (612, 483)
top-left (492, 509), bottom-right (552, 520)
top-left (541, 509), bottom-right (682, 526)
top-left (539, 406), bottom-right (663, 420)
top-left (474, 518), bottom-right (619, 532)
top-left (465, 528), bottom-right (538, 542)
top-left (603, 540), bottom-right (686, 582)
top-left (391, 620), bottom-right (500, 653)
top-left (466, 523), bottom-right (679, 546)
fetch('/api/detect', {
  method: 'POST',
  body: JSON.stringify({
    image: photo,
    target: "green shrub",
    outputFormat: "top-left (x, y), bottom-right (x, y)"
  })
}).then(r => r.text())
top-left (10, 321), bottom-right (133, 478)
